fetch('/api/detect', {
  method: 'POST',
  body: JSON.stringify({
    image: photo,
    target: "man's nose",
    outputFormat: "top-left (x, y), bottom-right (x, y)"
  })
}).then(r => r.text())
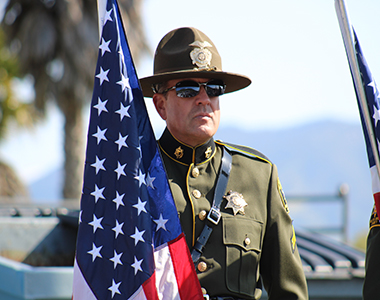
top-left (196, 86), bottom-right (211, 105)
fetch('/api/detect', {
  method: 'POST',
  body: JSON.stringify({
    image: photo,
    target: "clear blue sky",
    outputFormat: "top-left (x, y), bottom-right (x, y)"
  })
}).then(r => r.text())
top-left (1, 0), bottom-right (380, 186)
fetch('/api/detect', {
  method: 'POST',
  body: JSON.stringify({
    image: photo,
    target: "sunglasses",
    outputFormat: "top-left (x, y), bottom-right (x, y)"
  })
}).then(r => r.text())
top-left (161, 79), bottom-right (226, 98)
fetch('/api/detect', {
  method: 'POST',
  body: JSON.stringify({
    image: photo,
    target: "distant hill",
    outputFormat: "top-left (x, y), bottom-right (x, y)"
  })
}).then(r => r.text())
top-left (29, 120), bottom-right (373, 243)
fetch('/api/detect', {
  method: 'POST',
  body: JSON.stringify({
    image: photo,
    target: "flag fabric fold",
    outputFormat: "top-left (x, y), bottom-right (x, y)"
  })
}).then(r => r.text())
top-left (349, 29), bottom-right (380, 218)
top-left (72, 0), bottom-right (203, 299)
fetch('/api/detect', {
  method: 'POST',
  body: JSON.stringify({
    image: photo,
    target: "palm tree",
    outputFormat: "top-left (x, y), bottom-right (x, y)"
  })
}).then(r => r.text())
top-left (1, 0), bottom-right (149, 200)
top-left (0, 26), bottom-right (35, 198)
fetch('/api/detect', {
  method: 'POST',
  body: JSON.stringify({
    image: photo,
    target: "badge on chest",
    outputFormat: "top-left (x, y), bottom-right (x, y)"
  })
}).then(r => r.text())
top-left (224, 190), bottom-right (247, 215)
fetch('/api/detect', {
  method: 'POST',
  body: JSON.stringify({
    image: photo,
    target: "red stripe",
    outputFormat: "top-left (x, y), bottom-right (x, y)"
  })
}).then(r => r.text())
top-left (374, 192), bottom-right (380, 221)
top-left (142, 272), bottom-right (159, 300)
top-left (168, 233), bottom-right (204, 300)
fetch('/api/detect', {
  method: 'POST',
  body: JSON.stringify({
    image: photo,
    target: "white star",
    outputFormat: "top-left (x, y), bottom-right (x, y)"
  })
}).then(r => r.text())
top-left (131, 256), bottom-right (143, 275)
top-left (113, 191), bottom-right (125, 210)
top-left (146, 172), bottom-right (156, 189)
top-left (133, 197), bottom-right (147, 215)
top-left (96, 67), bottom-right (110, 85)
top-left (373, 105), bottom-right (380, 126)
top-left (368, 80), bottom-right (377, 92)
top-left (115, 103), bottom-right (130, 121)
top-left (115, 133), bottom-right (128, 151)
top-left (91, 156), bottom-right (106, 174)
top-left (117, 74), bottom-right (131, 93)
top-left (153, 214), bottom-right (168, 232)
top-left (91, 184), bottom-right (105, 203)
top-left (112, 220), bottom-right (124, 238)
top-left (79, 210), bottom-right (82, 224)
top-left (88, 214), bottom-right (104, 233)
top-left (114, 161), bottom-right (127, 180)
top-left (87, 243), bottom-right (103, 262)
top-left (131, 227), bottom-right (145, 246)
top-left (93, 97), bottom-right (108, 116)
top-left (109, 250), bottom-right (123, 269)
top-left (99, 38), bottom-right (111, 56)
top-left (92, 126), bottom-right (108, 144)
top-left (108, 279), bottom-right (121, 298)
top-left (102, 8), bottom-right (113, 27)
top-left (135, 169), bottom-right (146, 187)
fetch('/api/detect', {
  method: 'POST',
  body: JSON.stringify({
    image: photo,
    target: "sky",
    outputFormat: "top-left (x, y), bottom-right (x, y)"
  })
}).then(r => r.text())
top-left (1, 0), bottom-right (380, 186)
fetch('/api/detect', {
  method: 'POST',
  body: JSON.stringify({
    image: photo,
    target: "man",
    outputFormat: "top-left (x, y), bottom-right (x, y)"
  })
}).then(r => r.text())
top-left (363, 205), bottom-right (380, 299)
top-left (140, 27), bottom-right (308, 300)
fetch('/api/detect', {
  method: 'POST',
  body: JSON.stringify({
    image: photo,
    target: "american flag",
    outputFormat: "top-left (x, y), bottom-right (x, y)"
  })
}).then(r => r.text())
top-left (351, 29), bottom-right (380, 219)
top-left (72, 0), bottom-right (203, 299)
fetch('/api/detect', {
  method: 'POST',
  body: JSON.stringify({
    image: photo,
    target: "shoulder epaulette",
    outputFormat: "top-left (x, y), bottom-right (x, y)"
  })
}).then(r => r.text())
top-left (216, 140), bottom-right (272, 165)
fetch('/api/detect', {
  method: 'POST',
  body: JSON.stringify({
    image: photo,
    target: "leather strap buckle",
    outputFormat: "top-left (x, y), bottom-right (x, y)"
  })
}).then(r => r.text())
top-left (207, 207), bottom-right (221, 225)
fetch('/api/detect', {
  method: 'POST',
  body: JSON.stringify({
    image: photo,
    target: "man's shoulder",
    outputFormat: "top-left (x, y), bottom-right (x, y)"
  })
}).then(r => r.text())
top-left (216, 140), bottom-right (272, 165)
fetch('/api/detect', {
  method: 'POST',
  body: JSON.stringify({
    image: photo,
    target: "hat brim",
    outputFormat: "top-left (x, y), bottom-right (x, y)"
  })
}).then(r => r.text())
top-left (139, 69), bottom-right (251, 98)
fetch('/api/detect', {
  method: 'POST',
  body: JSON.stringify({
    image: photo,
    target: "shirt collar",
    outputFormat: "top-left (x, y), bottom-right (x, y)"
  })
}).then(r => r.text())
top-left (158, 128), bottom-right (216, 165)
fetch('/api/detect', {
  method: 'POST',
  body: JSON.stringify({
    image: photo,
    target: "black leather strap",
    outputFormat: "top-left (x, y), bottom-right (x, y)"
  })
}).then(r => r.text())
top-left (191, 148), bottom-right (232, 264)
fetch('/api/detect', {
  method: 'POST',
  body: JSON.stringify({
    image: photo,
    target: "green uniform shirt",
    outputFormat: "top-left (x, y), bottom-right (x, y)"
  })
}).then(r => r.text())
top-left (158, 128), bottom-right (308, 300)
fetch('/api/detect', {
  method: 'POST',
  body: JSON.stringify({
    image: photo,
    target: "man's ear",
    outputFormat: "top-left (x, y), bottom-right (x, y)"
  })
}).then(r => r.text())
top-left (153, 94), bottom-right (167, 120)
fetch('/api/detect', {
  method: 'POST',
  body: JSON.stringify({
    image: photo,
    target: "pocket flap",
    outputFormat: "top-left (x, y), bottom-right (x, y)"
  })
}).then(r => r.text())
top-left (223, 216), bottom-right (263, 252)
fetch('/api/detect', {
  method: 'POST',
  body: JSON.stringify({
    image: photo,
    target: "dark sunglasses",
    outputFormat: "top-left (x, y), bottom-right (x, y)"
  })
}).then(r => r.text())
top-left (161, 79), bottom-right (226, 98)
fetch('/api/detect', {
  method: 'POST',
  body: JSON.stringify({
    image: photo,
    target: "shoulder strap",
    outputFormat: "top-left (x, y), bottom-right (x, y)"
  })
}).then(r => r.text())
top-left (191, 147), bottom-right (232, 264)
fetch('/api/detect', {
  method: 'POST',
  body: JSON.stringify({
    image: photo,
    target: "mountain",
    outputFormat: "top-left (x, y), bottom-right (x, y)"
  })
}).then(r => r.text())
top-left (29, 120), bottom-right (373, 243)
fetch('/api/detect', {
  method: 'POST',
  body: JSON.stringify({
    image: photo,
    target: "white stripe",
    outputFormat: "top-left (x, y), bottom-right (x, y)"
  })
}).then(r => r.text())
top-left (72, 258), bottom-right (97, 300)
top-left (370, 165), bottom-right (380, 194)
top-left (154, 244), bottom-right (181, 300)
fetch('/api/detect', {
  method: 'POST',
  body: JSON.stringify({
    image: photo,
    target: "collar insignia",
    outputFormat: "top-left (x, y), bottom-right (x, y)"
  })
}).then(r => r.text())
top-left (189, 41), bottom-right (213, 69)
top-left (174, 146), bottom-right (184, 159)
top-left (224, 190), bottom-right (247, 216)
top-left (205, 146), bottom-right (212, 159)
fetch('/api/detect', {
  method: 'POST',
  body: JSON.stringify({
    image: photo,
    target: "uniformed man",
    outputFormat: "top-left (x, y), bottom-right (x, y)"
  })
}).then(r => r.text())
top-left (140, 27), bottom-right (308, 300)
top-left (363, 205), bottom-right (380, 299)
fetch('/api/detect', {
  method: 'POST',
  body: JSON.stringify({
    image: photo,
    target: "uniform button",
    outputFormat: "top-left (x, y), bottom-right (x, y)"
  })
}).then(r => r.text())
top-left (192, 189), bottom-right (201, 199)
top-left (197, 261), bottom-right (208, 272)
top-left (244, 237), bottom-right (251, 246)
top-left (192, 167), bottom-right (200, 178)
top-left (198, 210), bottom-right (207, 221)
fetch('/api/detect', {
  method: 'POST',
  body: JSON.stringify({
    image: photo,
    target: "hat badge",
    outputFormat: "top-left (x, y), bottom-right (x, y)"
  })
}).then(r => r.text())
top-left (189, 41), bottom-right (213, 69)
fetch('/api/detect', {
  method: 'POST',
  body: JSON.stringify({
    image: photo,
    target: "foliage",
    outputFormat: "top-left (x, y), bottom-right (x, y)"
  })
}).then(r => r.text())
top-left (1, 0), bottom-right (149, 199)
top-left (0, 27), bottom-right (38, 140)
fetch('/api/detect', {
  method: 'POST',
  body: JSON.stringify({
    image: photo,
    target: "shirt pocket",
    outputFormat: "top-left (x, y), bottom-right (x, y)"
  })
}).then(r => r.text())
top-left (223, 216), bottom-right (263, 297)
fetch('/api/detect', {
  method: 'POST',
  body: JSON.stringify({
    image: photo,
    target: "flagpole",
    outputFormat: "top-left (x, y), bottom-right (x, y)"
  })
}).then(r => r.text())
top-left (97, 0), bottom-right (107, 40)
top-left (335, 0), bottom-right (380, 180)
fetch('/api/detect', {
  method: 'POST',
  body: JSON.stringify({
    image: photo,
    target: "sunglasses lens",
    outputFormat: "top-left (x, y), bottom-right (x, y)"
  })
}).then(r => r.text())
top-left (175, 80), bottom-right (200, 98)
top-left (173, 80), bottom-right (226, 98)
top-left (205, 80), bottom-right (225, 97)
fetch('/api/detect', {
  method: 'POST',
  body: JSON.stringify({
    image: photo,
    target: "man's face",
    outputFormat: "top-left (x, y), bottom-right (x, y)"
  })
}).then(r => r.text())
top-left (153, 78), bottom-right (221, 147)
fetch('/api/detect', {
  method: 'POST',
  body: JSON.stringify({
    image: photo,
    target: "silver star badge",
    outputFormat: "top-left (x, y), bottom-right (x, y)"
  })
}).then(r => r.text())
top-left (224, 190), bottom-right (247, 215)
